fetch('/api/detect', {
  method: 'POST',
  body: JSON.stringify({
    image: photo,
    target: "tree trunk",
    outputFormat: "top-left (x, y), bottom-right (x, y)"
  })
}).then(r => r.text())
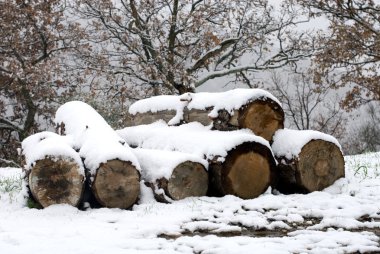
top-left (272, 140), bottom-right (345, 194)
top-left (208, 142), bottom-right (275, 199)
top-left (144, 161), bottom-right (208, 203)
top-left (127, 98), bottom-right (284, 142)
top-left (28, 157), bottom-right (85, 208)
top-left (90, 159), bottom-right (140, 209)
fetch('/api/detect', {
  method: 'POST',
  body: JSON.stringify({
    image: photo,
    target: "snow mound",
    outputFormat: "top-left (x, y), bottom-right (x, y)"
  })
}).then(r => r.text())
top-left (271, 128), bottom-right (342, 160)
top-left (55, 101), bottom-right (140, 176)
top-left (21, 132), bottom-right (84, 175)
top-left (133, 148), bottom-right (208, 182)
top-left (117, 120), bottom-right (271, 162)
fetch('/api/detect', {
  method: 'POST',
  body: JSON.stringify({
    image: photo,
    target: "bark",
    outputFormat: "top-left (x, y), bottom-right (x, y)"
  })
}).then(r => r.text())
top-left (272, 140), bottom-right (345, 194)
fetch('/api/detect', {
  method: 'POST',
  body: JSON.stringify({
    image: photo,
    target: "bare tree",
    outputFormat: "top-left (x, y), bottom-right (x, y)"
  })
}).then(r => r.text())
top-left (343, 103), bottom-right (380, 154)
top-left (74, 0), bottom-right (314, 96)
top-left (0, 0), bottom-right (83, 165)
top-left (269, 67), bottom-right (345, 139)
top-left (297, 0), bottom-right (380, 110)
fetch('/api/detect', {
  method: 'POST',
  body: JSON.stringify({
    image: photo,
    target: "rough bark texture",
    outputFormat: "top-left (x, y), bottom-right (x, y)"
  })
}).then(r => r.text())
top-left (273, 140), bottom-right (345, 194)
top-left (92, 159), bottom-right (140, 209)
top-left (28, 157), bottom-right (85, 208)
top-left (145, 161), bottom-right (208, 203)
top-left (208, 142), bottom-right (276, 199)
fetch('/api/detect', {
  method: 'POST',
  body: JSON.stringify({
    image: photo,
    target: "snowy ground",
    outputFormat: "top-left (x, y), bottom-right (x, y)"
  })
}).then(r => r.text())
top-left (0, 152), bottom-right (379, 254)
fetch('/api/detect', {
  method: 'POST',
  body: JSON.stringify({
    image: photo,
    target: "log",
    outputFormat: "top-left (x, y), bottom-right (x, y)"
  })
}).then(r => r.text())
top-left (91, 159), bottom-right (140, 208)
top-left (117, 121), bottom-right (276, 199)
top-left (271, 129), bottom-right (345, 194)
top-left (127, 89), bottom-right (284, 142)
top-left (21, 132), bottom-right (85, 208)
top-left (29, 157), bottom-right (84, 208)
top-left (186, 98), bottom-right (284, 141)
top-left (208, 142), bottom-right (274, 199)
top-left (133, 148), bottom-right (208, 202)
top-left (55, 101), bottom-right (141, 209)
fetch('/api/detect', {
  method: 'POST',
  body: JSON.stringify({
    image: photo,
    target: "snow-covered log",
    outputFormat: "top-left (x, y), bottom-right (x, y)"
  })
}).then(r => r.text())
top-left (55, 101), bottom-right (141, 209)
top-left (127, 89), bottom-right (284, 142)
top-left (117, 121), bottom-right (276, 199)
top-left (271, 129), bottom-right (345, 194)
top-left (133, 149), bottom-right (208, 202)
top-left (21, 132), bottom-right (85, 208)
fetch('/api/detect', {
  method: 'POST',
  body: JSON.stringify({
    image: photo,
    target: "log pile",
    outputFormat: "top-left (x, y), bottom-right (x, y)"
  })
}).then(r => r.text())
top-left (117, 121), bottom-right (276, 199)
top-left (20, 88), bottom-right (345, 209)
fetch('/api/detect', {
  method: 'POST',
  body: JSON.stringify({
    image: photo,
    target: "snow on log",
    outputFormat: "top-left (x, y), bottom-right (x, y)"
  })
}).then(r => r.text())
top-left (127, 89), bottom-right (284, 142)
top-left (133, 148), bottom-right (208, 202)
top-left (55, 101), bottom-right (140, 209)
top-left (21, 132), bottom-right (85, 208)
top-left (117, 121), bottom-right (276, 199)
top-left (271, 129), bottom-right (345, 194)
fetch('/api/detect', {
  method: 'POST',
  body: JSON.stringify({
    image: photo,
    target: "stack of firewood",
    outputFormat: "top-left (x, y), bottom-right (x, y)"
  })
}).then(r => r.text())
top-left (21, 89), bottom-right (345, 209)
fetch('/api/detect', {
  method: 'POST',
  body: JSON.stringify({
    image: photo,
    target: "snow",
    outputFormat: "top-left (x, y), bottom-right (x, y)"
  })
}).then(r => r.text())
top-left (187, 88), bottom-right (281, 118)
top-left (21, 131), bottom-right (84, 175)
top-left (0, 152), bottom-right (380, 253)
top-left (271, 128), bottom-right (343, 160)
top-left (117, 121), bottom-right (271, 162)
top-left (55, 101), bottom-right (140, 176)
top-left (133, 148), bottom-right (208, 182)
top-left (128, 89), bottom-right (281, 124)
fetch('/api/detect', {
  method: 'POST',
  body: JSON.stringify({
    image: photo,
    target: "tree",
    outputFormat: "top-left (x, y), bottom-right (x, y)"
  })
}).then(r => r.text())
top-left (0, 0), bottom-right (82, 165)
top-left (269, 66), bottom-right (346, 139)
top-left (297, 0), bottom-right (380, 109)
top-left (75, 0), bottom-right (314, 96)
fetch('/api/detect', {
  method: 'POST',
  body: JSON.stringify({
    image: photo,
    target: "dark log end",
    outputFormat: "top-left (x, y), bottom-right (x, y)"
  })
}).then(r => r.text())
top-left (92, 159), bottom-right (140, 209)
top-left (209, 142), bottom-right (275, 199)
top-left (167, 161), bottom-right (208, 200)
top-left (28, 157), bottom-right (84, 208)
top-left (238, 99), bottom-right (284, 142)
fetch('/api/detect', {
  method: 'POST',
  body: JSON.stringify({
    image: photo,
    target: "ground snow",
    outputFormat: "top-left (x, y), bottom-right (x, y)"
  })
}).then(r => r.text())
top-left (0, 152), bottom-right (379, 253)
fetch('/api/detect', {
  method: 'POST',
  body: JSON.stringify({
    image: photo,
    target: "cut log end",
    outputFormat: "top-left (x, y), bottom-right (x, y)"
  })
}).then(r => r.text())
top-left (210, 142), bottom-right (275, 199)
top-left (28, 157), bottom-right (84, 208)
top-left (92, 159), bottom-right (140, 209)
top-left (167, 161), bottom-right (208, 200)
top-left (297, 140), bottom-right (345, 192)
top-left (238, 100), bottom-right (284, 142)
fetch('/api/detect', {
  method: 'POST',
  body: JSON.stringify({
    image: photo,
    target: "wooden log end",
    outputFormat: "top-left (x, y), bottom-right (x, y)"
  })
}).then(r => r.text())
top-left (274, 140), bottom-right (345, 194)
top-left (210, 142), bottom-right (275, 199)
top-left (167, 161), bottom-right (208, 200)
top-left (92, 159), bottom-right (140, 209)
top-left (238, 99), bottom-right (284, 142)
top-left (28, 157), bottom-right (85, 208)
top-left (298, 140), bottom-right (345, 192)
